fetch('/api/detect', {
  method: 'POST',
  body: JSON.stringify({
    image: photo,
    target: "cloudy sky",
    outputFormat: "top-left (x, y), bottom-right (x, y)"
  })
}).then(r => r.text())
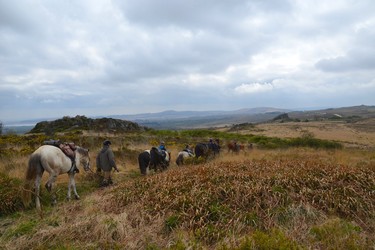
top-left (1, 0), bottom-right (374, 122)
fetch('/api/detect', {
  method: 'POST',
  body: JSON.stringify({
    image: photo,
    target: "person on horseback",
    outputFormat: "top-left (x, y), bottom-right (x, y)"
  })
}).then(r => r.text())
top-left (158, 141), bottom-right (168, 163)
top-left (96, 140), bottom-right (119, 187)
top-left (208, 138), bottom-right (221, 155)
top-left (159, 141), bottom-right (167, 151)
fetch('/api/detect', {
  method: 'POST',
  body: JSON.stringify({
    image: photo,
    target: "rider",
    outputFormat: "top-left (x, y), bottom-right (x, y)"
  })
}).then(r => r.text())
top-left (159, 141), bottom-right (167, 151)
top-left (158, 141), bottom-right (168, 162)
top-left (208, 138), bottom-right (220, 155)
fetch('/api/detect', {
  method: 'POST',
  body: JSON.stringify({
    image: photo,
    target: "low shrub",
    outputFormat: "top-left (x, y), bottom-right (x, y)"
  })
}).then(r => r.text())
top-left (0, 173), bottom-right (23, 216)
top-left (309, 218), bottom-right (370, 249)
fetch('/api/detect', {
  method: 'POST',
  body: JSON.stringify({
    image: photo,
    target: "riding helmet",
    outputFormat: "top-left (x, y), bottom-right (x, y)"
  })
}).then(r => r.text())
top-left (103, 140), bottom-right (111, 146)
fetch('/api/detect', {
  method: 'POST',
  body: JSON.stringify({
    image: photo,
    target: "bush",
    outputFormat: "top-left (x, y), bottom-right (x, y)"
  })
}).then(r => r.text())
top-left (309, 218), bottom-right (369, 249)
top-left (0, 173), bottom-right (23, 216)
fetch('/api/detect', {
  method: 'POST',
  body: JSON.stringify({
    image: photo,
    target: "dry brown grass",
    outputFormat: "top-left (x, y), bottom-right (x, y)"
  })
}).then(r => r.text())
top-left (2, 147), bottom-right (374, 249)
top-left (1, 122), bottom-right (375, 249)
top-left (234, 120), bottom-right (375, 148)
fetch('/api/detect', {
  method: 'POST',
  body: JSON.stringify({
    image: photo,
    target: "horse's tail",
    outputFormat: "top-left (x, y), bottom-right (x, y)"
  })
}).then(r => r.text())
top-left (138, 151), bottom-right (150, 175)
top-left (176, 152), bottom-right (184, 166)
top-left (22, 153), bottom-right (41, 207)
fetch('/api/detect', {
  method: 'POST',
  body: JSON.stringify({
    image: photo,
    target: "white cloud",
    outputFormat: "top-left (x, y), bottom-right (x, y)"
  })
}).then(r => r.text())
top-left (0, 0), bottom-right (374, 121)
top-left (234, 82), bottom-right (274, 94)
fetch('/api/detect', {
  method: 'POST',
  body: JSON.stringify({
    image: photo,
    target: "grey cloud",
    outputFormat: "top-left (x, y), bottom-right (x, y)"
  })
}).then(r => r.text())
top-left (316, 24), bottom-right (375, 72)
top-left (1, 1), bottom-right (375, 122)
top-left (316, 49), bottom-right (375, 72)
top-left (114, 0), bottom-right (292, 35)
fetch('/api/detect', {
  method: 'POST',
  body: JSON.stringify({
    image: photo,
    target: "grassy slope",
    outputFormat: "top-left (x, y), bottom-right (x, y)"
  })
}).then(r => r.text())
top-left (0, 149), bottom-right (374, 249)
top-left (230, 119), bottom-right (375, 148)
top-left (0, 122), bottom-right (374, 249)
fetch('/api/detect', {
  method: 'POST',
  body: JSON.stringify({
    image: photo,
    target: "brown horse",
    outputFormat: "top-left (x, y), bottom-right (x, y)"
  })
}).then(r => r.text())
top-left (227, 141), bottom-right (244, 154)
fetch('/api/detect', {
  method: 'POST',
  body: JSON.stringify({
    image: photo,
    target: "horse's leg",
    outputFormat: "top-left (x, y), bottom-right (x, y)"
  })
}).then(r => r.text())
top-left (139, 156), bottom-right (147, 175)
top-left (67, 173), bottom-right (79, 200)
top-left (72, 175), bottom-right (80, 199)
top-left (67, 173), bottom-right (72, 200)
top-left (45, 171), bottom-right (58, 205)
top-left (35, 174), bottom-right (42, 212)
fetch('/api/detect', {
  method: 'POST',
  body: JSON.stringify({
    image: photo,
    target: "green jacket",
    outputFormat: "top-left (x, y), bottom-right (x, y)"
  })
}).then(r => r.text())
top-left (96, 145), bottom-right (117, 172)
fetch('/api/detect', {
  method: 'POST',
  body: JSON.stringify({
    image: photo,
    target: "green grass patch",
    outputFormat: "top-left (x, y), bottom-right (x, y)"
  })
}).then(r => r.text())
top-left (165, 214), bottom-right (181, 232)
top-left (309, 218), bottom-right (369, 249)
top-left (235, 229), bottom-right (301, 250)
top-left (4, 219), bottom-right (38, 239)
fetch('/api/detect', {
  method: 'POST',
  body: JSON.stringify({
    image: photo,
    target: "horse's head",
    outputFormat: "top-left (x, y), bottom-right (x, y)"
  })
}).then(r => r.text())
top-left (76, 147), bottom-right (91, 172)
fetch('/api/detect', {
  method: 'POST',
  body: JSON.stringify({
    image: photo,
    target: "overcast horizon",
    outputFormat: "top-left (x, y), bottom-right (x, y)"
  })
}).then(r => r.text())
top-left (1, 1), bottom-right (375, 123)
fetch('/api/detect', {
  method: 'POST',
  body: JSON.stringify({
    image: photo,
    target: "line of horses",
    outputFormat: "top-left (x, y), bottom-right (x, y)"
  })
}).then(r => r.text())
top-left (138, 140), bottom-right (222, 175)
top-left (22, 139), bottom-right (252, 212)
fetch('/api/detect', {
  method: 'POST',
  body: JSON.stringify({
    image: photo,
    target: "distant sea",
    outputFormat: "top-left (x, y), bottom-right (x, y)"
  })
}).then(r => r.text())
top-left (3, 125), bottom-right (34, 134)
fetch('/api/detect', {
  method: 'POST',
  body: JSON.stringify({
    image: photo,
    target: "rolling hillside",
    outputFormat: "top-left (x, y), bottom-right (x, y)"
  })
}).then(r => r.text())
top-left (3, 105), bottom-right (375, 133)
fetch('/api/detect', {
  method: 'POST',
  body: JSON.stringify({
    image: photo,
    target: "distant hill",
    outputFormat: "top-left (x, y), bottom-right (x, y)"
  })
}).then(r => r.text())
top-left (110, 107), bottom-right (290, 129)
top-left (6, 105), bottom-right (375, 133)
top-left (225, 105), bottom-right (375, 132)
top-left (28, 115), bottom-right (148, 134)
top-left (287, 105), bottom-right (375, 122)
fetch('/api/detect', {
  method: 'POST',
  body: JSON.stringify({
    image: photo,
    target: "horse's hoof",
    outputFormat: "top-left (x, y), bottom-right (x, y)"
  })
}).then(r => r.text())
top-left (74, 195), bottom-right (80, 200)
top-left (66, 197), bottom-right (71, 201)
top-left (45, 183), bottom-right (52, 192)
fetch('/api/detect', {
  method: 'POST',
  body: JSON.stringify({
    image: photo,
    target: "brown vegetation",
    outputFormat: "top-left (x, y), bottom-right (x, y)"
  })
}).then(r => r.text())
top-left (0, 120), bottom-right (374, 249)
top-left (233, 119), bottom-right (375, 148)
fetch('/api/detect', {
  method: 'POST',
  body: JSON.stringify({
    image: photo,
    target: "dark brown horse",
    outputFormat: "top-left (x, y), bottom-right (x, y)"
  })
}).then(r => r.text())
top-left (138, 148), bottom-right (170, 175)
top-left (194, 139), bottom-right (220, 160)
top-left (149, 147), bottom-right (170, 172)
top-left (227, 141), bottom-right (244, 154)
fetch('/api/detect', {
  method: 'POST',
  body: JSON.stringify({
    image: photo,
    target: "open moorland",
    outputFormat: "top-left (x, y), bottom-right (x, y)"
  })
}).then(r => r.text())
top-left (0, 117), bottom-right (374, 249)
top-left (226, 118), bottom-right (375, 149)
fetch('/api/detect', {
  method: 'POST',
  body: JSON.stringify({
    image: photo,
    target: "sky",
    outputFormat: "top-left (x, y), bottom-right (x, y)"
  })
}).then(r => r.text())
top-left (1, 0), bottom-right (375, 122)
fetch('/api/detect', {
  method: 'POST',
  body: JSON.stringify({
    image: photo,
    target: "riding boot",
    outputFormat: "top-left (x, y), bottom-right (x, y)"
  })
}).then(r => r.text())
top-left (100, 179), bottom-right (109, 187)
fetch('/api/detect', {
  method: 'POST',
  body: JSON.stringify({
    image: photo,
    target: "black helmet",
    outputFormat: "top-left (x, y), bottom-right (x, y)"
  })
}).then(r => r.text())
top-left (103, 140), bottom-right (111, 146)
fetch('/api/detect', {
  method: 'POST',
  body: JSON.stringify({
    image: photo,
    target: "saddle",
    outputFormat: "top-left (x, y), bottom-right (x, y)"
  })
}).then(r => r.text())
top-left (183, 149), bottom-right (194, 157)
top-left (43, 140), bottom-right (78, 173)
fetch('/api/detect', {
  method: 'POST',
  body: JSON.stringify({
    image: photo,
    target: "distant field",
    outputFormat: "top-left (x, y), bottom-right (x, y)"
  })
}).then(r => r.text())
top-left (228, 119), bottom-right (375, 148)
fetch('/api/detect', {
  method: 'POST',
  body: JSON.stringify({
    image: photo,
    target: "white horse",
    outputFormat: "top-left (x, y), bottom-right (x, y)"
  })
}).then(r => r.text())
top-left (22, 145), bottom-right (91, 212)
top-left (175, 150), bottom-right (194, 166)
